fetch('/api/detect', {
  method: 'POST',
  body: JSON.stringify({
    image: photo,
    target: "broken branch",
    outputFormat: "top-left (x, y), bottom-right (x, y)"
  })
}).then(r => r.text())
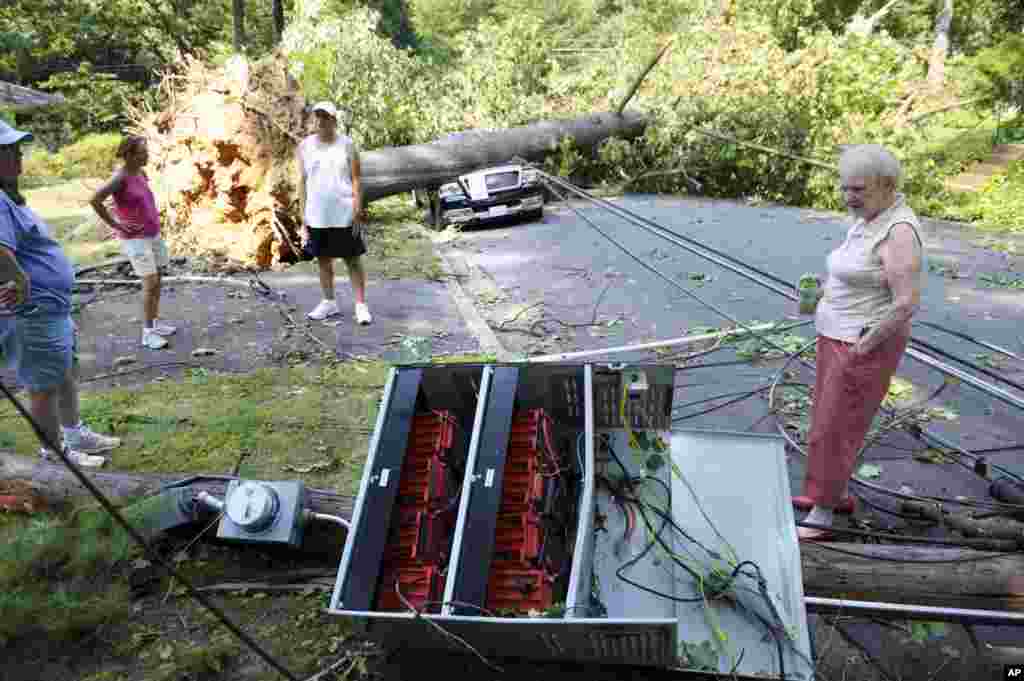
top-left (616, 38), bottom-right (675, 115)
top-left (692, 128), bottom-right (839, 171)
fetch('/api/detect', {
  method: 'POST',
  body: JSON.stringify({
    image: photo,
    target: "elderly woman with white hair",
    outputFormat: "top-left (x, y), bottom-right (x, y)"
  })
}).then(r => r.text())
top-left (795, 144), bottom-right (926, 541)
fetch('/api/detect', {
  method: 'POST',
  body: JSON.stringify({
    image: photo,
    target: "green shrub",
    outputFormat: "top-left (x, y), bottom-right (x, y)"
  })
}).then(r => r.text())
top-left (20, 63), bottom-right (147, 150)
top-left (972, 160), bottom-right (1024, 232)
top-left (21, 133), bottom-right (121, 185)
top-left (58, 132), bottom-right (122, 179)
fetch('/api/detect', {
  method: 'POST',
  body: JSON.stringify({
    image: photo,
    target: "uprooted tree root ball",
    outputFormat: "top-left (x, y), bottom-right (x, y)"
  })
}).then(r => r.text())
top-left (128, 52), bottom-right (309, 271)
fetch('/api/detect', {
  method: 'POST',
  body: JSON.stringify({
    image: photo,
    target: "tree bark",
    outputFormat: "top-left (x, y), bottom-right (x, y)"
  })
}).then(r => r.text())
top-left (800, 542), bottom-right (1024, 611)
top-left (232, 0), bottom-right (247, 53)
top-left (0, 453), bottom-right (353, 519)
top-left (272, 0), bottom-right (285, 45)
top-left (358, 110), bottom-right (648, 202)
top-left (927, 0), bottom-right (954, 90)
top-left (7, 453), bottom-right (1024, 613)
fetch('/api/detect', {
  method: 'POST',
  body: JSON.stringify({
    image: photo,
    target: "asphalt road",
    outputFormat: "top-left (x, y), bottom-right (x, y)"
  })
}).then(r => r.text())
top-left (441, 193), bottom-right (1024, 659)
top-left (442, 192), bottom-right (1024, 496)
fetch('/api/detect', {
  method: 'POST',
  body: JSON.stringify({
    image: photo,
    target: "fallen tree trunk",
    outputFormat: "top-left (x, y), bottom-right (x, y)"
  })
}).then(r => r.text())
top-left (7, 455), bottom-right (1024, 612)
top-left (359, 111), bottom-right (648, 202)
top-left (800, 542), bottom-right (1024, 611)
top-left (0, 453), bottom-right (353, 519)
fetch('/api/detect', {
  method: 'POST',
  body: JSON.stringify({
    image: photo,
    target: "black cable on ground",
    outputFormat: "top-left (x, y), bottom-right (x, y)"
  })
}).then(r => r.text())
top-left (915, 320), bottom-right (1021, 360)
top-left (768, 339), bottom-right (1024, 510)
top-left (542, 171), bottom-right (1024, 516)
top-left (537, 168), bottom-right (1024, 377)
top-left (0, 378), bottom-right (301, 681)
top-left (795, 520), bottom-right (1020, 550)
top-left (909, 334), bottom-right (1024, 395)
top-left (542, 179), bottom-right (819, 372)
top-left (536, 166), bottom-right (1024, 423)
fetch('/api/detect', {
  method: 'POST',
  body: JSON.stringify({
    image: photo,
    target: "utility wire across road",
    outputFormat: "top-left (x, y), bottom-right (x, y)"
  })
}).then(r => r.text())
top-left (526, 164), bottom-right (1024, 415)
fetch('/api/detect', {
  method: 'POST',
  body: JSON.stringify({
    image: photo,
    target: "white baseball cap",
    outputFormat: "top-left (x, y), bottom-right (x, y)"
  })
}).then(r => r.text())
top-left (310, 101), bottom-right (339, 119)
top-left (0, 119), bottom-right (32, 146)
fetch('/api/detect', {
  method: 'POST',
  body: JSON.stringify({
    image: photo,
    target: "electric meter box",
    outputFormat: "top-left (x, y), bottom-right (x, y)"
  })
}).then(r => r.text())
top-left (216, 479), bottom-right (307, 547)
top-left (329, 363), bottom-right (812, 678)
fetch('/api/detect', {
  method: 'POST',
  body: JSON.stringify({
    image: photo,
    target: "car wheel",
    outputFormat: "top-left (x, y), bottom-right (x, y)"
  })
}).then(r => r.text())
top-left (527, 208), bottom-right (544, 222)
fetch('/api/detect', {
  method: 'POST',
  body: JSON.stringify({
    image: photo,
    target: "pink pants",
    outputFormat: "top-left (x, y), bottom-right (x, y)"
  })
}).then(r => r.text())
top-left (803, 332), bottom-right (909, 507)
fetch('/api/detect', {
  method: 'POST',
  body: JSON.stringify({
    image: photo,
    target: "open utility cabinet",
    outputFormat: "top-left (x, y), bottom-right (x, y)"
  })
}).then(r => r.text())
top-left (329, 363), bottom-right (813, 678)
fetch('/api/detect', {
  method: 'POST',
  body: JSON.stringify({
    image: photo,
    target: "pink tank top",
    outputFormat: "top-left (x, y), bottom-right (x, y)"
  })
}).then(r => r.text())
top-left (112, 173), bottom-right (161, 239)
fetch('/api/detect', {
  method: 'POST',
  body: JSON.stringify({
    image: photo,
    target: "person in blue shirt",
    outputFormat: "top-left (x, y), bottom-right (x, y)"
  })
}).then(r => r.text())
top-left (0, 120), bottom-right (120, 467)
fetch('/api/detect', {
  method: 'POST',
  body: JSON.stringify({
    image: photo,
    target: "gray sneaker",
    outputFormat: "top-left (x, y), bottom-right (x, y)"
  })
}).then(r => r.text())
top-left (70, 426), bottom-right (121, 454)
top-left (40, 446), bottom-right (106, 468)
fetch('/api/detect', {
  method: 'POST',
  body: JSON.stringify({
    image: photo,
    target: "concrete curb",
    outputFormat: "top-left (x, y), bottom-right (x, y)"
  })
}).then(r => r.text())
top-left (430, 235), bottom-right (511, 361)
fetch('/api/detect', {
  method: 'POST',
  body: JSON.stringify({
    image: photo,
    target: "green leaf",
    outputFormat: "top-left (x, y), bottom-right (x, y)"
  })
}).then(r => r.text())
top-left (913, 448), bottom-right (950, 464)
top-left (857, 463), bottom-right (882, 479)
top-left (681, 639), bottom-right (719, 672)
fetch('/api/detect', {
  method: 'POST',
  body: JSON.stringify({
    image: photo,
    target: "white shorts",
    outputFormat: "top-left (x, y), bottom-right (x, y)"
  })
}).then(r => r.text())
top-left (121, 237), bottom-right (170, 277)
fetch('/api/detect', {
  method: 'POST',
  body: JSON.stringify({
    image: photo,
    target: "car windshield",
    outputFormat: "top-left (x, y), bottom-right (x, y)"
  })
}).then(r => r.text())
top-left (485, 171), bottom-right (518, 190)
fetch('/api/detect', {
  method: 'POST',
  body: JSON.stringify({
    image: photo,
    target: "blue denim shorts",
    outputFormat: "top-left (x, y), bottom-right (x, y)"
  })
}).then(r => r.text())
top-left (0, 312), bottom-right (74, 392)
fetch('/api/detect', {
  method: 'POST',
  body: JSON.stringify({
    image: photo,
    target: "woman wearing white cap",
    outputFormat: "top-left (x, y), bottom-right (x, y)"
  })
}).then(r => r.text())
top-left (296, 101), bottom-right (372, 324)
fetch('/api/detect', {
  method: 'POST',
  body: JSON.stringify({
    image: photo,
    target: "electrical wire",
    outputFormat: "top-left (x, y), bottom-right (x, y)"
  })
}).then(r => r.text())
top-left (394, 582), bottom-right (503, 672)
top-left (795, 520), bottom-right (1021, 549)
top-left (0, 379), bottom-right (300, 681)
top-left (767, 340), bottom-right (1024, 512)
top-left (542, 179), bottom-right (819, 372)
top-left (598, 436), bottom-right (801, 678)
top-left (536, 166), bottom-right (1024, 394)
top-left (537, 169), bottom-right (1024, 515)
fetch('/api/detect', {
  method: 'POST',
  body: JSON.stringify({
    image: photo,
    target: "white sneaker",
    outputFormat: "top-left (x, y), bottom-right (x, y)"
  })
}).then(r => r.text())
top-left (142, 329), bottom-right (169, 349)
top-left (40, 446), bottom-right (106, 468)
top-left (152, 320), bottom-right (177, 336)
top-left (71, 425), bottom-right (121, 454)
top-left (355, 302), bottom-right (372, 326)
top-left (308, 299), bottom-right (340, 321)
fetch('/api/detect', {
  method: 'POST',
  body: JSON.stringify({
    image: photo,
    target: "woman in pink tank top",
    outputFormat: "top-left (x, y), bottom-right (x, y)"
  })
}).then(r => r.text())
top-left (90, 136), bottom-right (176, 350)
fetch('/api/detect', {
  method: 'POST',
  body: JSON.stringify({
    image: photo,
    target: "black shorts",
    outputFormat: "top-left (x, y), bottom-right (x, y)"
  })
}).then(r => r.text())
top-left (305, 227), bottom-right (366, 260)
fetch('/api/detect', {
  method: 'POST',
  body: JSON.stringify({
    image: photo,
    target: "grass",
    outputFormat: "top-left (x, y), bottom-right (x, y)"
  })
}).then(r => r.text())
top-left (0, 357), bottom-right (387, 663)
top-left (0, 360), bottom-right (391, 494)
top-left (23, 178), bottom-right (123, 268)
top-left (0, 507), bottom-right (136, 646)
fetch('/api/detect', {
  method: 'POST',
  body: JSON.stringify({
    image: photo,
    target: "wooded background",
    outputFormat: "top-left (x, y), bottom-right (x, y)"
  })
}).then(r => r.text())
top-left (3, 0), bottom-right (1024, 229)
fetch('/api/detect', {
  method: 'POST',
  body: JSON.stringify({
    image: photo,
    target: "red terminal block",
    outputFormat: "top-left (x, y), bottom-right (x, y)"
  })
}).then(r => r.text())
top-left (377, 410), bottom-right (462, 613)
top-left (384, 508), bottom-right (454, 564)
top-left (375, 564), bottom-right (443, 613)
top-left (492, 511), bottom-right (543, 565)
top-left (485, 567), bottom-right (554, 614)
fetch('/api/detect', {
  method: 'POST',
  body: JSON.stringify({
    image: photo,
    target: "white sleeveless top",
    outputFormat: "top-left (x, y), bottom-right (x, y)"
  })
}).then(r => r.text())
top-left (299, 133), bottom-right (357, 229)
top-left (815, 194), bottom-right (926, 343)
